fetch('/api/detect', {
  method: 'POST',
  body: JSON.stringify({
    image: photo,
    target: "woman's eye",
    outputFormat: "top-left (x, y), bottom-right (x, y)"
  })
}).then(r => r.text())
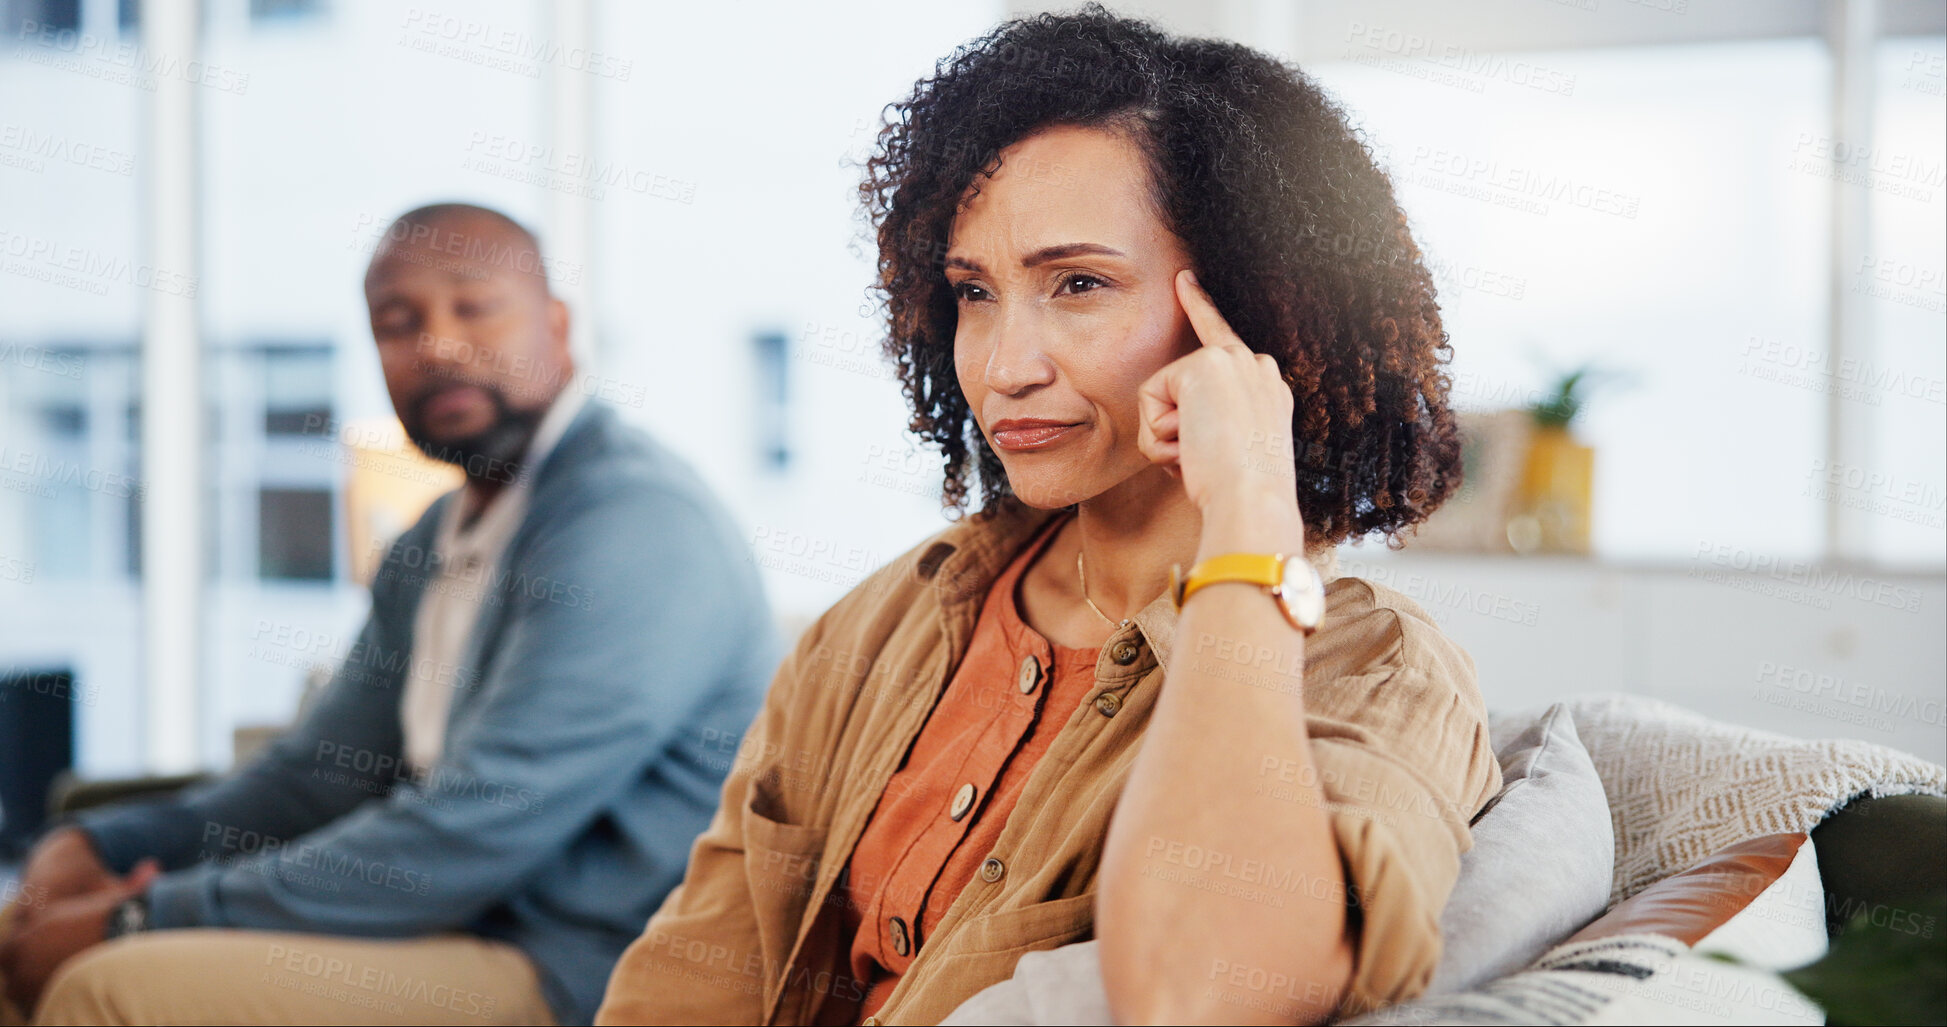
top-left (952, 282), bottom-right (989, 302)
top-left (1060, 274), bottom-right (1105, 296)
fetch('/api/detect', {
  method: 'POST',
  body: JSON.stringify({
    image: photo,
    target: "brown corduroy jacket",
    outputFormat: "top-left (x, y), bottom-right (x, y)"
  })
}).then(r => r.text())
top-left (596, 502), bottom-right (1501, 1025)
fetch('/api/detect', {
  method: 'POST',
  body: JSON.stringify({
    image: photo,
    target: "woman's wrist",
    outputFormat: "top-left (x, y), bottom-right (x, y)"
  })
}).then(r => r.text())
top-left (1194, 485), bottom-right (1306, 562)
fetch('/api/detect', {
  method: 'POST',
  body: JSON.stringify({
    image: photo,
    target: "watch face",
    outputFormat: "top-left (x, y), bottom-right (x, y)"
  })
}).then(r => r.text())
top-left (108, 897), bottom-right (147, 938)
top-left (1280, 558), bottom-right (1326, 629)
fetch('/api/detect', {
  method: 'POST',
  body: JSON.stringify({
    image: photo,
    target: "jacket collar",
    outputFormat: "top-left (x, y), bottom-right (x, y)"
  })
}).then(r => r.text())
top-left (527, 395), bottom-right (609, 495)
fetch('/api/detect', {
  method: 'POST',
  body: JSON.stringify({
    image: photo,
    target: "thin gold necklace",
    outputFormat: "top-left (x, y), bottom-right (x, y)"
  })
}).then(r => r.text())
top-left (1076, 548), bottom-right (1124, 628)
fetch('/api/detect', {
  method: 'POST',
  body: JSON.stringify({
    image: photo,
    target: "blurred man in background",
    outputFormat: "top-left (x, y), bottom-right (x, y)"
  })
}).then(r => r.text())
top-left (0, 203), bottom-right (778, 1025)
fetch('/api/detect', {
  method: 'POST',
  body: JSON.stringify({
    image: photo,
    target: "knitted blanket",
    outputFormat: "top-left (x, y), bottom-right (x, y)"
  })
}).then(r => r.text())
top-left (1562, 694), bottom-right (1947, 906)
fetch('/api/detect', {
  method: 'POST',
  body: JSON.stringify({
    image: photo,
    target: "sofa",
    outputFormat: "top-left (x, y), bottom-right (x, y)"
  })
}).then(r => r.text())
top-left (943, 694), bottom-right (1947, 1025)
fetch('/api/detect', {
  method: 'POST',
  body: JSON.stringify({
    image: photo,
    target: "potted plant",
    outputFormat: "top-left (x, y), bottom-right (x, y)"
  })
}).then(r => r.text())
top-left (1508, 365), bottom-right (1608, 554)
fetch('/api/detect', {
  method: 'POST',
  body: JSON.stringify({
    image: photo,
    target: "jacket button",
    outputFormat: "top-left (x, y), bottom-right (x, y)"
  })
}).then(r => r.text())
top-left (949, 783), bottom-right (976, 822)
top-left (1094, 691), bottom-right (1121, 718)
top-left (1110, 639), bottom-right (1141, 665)
top-left (889, 916), bottom-right (910, 957)
top-left (980, 857), bottom-right (1006, 883)
top-left (1017, 655), bottom-right (1040, 695)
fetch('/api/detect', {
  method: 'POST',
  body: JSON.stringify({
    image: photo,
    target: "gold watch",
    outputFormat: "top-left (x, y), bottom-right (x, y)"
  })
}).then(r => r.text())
top-left (1170, 553), bottom-right (1325, 634)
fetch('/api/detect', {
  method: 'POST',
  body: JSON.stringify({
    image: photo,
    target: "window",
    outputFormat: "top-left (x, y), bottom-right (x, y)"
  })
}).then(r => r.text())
top-left (1, 344), bottom-right (140, 582)
top-left (1863, 36), bottom-right (1946, 567)
top-left (3, 0), bottom-right (80, 36)
top-left (211, 343), bottom-right (339, 582)
top-left (262, 346), bottom-right (332, 436)
top-left (248, 0), bottom-right (323, 23)
top-left (1312, 40), bottom-right (1836, 564)
top-left (256, 487), bottom-right (332, 580)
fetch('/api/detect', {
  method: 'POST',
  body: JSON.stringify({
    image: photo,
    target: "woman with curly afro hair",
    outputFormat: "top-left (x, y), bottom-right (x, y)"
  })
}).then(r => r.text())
top-left (600, 8), bottom-right (1499, 1026)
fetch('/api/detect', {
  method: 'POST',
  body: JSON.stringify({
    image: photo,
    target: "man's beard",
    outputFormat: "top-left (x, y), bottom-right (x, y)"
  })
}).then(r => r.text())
top-left (404, 381), bottom-right (549, 482)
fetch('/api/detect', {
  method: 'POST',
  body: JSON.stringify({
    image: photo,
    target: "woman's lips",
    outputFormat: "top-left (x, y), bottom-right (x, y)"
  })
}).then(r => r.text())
top-left (990, 419), bottom-right (1082, 452)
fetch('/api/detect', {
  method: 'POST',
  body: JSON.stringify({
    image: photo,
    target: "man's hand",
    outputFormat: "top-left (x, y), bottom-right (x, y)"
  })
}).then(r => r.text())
top-left (8, 828), bottom-right (116, 927)
top-left (0, 860), bottom-right (157, 1014)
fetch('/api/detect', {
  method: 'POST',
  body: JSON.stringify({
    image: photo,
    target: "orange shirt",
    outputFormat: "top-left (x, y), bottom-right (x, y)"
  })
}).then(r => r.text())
top-left (841, 514), bottom-right (1097, 1019)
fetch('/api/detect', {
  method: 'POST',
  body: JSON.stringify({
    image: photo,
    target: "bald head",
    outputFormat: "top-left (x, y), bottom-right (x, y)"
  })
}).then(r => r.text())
top-left (364, 203), bottom-right (553, 297)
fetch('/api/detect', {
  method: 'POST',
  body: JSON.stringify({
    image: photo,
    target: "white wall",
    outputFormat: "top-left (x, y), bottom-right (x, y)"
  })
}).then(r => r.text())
top-left (1343, 548), bottom-right (1947, 762)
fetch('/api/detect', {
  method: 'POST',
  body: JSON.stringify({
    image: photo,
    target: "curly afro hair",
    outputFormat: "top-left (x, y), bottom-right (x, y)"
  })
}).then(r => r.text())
top-left (861, 5), bottom-right (1461, 547)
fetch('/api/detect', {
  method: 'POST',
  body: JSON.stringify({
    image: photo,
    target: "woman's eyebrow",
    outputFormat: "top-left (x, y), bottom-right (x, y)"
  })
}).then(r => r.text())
top-left (1021, 242), bottom-right (1125, 267)
top-left (944, 243), bottom-right (1126, 273)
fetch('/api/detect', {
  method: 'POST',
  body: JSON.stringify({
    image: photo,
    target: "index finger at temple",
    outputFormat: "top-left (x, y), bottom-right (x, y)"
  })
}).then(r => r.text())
top-left (1175, 270), bottom-right (1243, 350)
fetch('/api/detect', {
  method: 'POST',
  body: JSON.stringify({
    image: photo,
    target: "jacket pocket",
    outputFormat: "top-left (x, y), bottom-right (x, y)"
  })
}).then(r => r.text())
top-left (948, 892), bottom-right (1096, 956)
top-left (895, 894), bottom-right (1098, 1024)
top-left (741, 768), bottom-right (828, 987)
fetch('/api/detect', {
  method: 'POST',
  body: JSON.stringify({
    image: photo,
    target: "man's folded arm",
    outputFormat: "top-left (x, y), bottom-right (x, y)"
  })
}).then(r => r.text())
top-left (131, 483), bottom-right (758, 936)
top-left (75, 602), bottom-right (419, 875)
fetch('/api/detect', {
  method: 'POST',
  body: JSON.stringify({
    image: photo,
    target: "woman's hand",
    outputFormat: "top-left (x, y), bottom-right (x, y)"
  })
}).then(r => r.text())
top-left (1138, 270), bottom-right (1304, 551)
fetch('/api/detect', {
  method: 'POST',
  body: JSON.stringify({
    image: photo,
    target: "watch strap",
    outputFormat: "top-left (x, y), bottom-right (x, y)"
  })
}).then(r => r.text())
top-left (1172, 551), bottom-right (1325, 634)
top-left (1175, 553), bottom-right (1286, 607)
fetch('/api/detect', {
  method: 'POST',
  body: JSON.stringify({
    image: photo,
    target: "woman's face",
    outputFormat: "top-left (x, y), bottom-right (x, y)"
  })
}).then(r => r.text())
top-left (947, 123), bottom-right (1198, 510)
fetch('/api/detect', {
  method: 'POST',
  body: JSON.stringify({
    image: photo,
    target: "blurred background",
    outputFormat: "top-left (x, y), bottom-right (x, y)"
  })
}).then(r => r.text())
top-left (1, 0), bottom-right (1941, 842)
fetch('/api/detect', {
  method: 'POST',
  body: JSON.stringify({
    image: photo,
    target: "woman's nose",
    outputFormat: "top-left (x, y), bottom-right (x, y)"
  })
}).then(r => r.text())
top-left (983, 309), bottom-right (1056, 395)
